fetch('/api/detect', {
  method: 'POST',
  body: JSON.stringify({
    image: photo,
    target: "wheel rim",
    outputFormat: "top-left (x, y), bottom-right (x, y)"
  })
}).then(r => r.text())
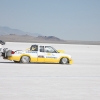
top-left (21, 56), bottom-right (30, 63)
top-left (62, 58), bottom-right (68, 64)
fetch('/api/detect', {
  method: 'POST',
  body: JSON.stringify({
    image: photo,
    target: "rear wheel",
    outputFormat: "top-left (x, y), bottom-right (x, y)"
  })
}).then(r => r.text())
top-left (60, 57), bottom-right (68, 64)
top-left (20, 56), bottom-right (30, 63)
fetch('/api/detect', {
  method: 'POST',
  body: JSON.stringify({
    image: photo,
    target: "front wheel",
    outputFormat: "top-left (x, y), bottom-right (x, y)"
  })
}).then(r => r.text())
top-left (20, 56), bottom-right (30, 63)
top-left (60, 57), bottom-right (68, 64)
top-left (14, 61), bottom-right (20, 63)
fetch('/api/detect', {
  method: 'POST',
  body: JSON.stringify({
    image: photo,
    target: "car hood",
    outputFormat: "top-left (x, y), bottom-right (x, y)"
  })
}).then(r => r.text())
top-left (59, 53), bottom-right (72, 58)
top-left (57, 50), bottom-right (65, 53)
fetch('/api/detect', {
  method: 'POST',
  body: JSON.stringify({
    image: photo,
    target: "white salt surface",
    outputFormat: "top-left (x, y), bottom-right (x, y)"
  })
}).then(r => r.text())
top-left (0, 42), bottom-right (100, 100)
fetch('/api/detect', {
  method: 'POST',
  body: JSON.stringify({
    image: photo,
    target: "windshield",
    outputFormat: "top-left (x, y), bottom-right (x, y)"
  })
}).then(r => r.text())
top-left (45, 46), bottom-right (58, 53)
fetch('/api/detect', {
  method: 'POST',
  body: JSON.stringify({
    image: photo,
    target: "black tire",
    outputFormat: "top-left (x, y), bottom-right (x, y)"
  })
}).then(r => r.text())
top-left (14, 61), bottom-right (20, 63)
top-left (0, 52), bottom-right (2, 57)
top-left (60, 57), bottom-right (68, 64)
top-left (20, 56), bottom-right (30, 63)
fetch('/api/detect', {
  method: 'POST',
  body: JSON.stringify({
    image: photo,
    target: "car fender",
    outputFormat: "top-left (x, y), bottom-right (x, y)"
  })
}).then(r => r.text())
top-left (59, 53), bottom-right (73, 64)
top-left (19, 54), bottom-right (32, 61)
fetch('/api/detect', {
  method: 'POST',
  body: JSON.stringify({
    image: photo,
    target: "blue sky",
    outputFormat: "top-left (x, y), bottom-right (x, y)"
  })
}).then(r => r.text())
top-left (0, 0), bottom-right (100, 41)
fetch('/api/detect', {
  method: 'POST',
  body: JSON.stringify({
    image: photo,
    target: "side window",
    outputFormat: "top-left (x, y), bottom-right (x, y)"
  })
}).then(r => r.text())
top-left (40, 46), bottom-right (44, 52)
top-left (30, 45), bottom-right (38, 51)
top-left (45, 46), bottom-right (57, 53)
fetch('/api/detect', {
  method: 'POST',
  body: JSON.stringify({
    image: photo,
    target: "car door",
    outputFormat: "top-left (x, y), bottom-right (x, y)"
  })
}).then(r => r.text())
top-left (37, 46), bottom-right (45, 62)
top-left (44, 46), bottom-right (60, 63)
top-left (28, 45), bottom-right (38, 62)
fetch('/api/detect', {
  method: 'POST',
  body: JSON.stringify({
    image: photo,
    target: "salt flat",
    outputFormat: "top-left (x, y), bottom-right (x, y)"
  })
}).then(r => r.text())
top-left (0, 42), bottom-right (100, 100)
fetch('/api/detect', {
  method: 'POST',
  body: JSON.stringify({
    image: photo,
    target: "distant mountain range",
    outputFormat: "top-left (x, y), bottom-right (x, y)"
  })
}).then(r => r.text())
top-left (0, 26), bottom-right (41, 37)
top-left (0, 26), bottom-right (100, 45)
top-left (0, 26), bottom-right (64, 43)
top-left (0, 34), bottom-right (65, 43)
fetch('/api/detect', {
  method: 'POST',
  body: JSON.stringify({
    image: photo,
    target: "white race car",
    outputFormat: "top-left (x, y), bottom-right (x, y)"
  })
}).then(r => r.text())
top-left (2, 44), bottom-right (73, 64)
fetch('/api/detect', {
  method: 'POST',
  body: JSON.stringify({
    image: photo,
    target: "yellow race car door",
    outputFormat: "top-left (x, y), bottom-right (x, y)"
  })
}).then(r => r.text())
top-left (28, 45), bottom-right (38, 62)
top-left (37, 46), bottom-right (45, 62)
top-left (44, 46), bottom-right (60, 63)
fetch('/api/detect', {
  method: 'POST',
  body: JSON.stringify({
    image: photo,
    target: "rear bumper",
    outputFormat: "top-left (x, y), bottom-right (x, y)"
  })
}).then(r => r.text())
top-left (7, 56), bottom-right (20, 61)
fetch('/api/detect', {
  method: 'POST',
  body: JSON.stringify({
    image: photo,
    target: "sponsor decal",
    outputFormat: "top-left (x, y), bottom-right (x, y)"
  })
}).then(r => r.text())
top-left (26, 51), bottom-right (37, 53)
top-left (46, 56), bottom-right (57, 58)
top-left (52, 54), bottom-right (55, 56)
top-left (38, 55), bottom-right (44, 58)
top-left (46, 53), bottom-right (57, 58)
top-left (47, 53), bottom-right (51, 56)
top-left (15, 50), bottom-right (24, 54)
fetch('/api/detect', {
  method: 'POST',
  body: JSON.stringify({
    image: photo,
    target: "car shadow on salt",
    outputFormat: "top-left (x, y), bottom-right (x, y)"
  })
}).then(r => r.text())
top-left (0, 61), bottom-right (70, 65)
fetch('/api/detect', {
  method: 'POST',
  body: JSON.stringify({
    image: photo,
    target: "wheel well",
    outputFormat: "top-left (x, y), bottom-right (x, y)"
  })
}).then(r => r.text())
top-left (59, 57), bottom-right (69, 64)
top-left (20, 55), bottom-right (31, 62)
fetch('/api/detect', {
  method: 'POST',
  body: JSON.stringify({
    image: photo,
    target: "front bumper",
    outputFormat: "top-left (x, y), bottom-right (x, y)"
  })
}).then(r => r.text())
top-left (69, 58), bottom-right (73, 64)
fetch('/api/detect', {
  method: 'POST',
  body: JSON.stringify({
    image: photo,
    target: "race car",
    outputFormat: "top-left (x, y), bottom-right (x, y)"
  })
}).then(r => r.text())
top-left (2, 44), bottom-right (73, 64)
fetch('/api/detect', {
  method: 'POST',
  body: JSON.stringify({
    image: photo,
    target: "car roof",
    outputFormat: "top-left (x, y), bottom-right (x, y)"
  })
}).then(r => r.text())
top-left (31, 44), bottom-right (52, 47)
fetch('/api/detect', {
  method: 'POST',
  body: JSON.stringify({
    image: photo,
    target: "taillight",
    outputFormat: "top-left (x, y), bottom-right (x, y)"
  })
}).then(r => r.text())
top-left (11, 51), bottom-right (15, 54)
